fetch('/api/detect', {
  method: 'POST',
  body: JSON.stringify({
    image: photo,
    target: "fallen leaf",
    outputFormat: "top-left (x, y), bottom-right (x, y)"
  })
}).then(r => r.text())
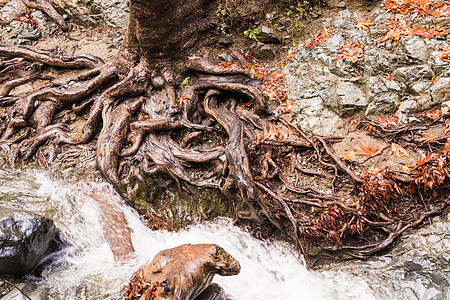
top-left (419, 135), bottom-right (435, 142)
top-left (390, 143), bottom-right (410, 158)
top-left (353, 141), bottom-right (379, 156)
top-left (340, 151), bottom-right (357, 161)
top-left (356, 19), bottom-right (373, 31)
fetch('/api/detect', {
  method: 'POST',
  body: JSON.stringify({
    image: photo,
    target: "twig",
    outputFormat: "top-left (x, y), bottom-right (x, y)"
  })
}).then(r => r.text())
top-left (3, 280), bottom-right (33, 300)
top-left (315, 136), bottom-right (363, 184)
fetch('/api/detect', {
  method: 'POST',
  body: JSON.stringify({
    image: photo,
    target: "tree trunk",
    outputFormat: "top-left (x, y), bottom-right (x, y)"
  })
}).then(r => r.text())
top-left (125, 0), bottom-right (214, 62)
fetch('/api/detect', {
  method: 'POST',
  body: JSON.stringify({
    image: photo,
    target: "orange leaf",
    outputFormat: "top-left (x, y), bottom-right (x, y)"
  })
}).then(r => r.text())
top-left (356, 19), bottom-right (373, 31)
top-left (390, 143), bottom-right (410, 158)
top-left (439, 47), bottom-right (450, 63)
top-left (443, 138), bottom-right (450, 155)
top-left (419, 135), bottom-right (435, 143)
top-left (176, 94), bottom-right (189, 106)
top-left (419, 109), bottom-right (440, 120)
top-left (353, 141), bottom-right (379, 156)
top-left (340, 151), bottom-right (357, 161)
top-left (276, 100), bottom-right (293, 114)
top-left (272, 70), bottom-right (286, 79)
top-left (217, 61), bottom-right (234, 67)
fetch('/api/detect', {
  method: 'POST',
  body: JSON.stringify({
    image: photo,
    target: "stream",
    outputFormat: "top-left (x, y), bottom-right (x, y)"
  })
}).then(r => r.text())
top-left (0, 169), bottom-right (448, 300)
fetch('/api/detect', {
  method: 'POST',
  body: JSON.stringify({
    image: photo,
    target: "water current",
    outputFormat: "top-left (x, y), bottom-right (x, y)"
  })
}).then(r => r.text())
top-left (0, 169), bottom-right (448, 299)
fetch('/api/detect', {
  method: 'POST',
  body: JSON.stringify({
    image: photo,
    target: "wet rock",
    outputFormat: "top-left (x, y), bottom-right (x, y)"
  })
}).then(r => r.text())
top-left (0, 207), bottom-right (63, 276)
top-left (257, 25), bottom-right (281, 44)
top-left (251, 43), bottom-right (275, 60)
top-left (195, 283), bottom-right (226, 300)
top-left (127, 244), bottom-right (240, 300)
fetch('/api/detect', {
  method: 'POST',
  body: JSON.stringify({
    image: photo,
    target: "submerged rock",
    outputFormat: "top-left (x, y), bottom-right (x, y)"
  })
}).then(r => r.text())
top-left (0, 207), bottom-right (63, 276)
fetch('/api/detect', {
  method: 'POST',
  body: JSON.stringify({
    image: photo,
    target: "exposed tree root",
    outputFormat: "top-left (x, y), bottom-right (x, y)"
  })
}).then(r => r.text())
top-left (1, 44), bottom-right (449, 267)
top-left (21, 0), bottom-right (70, 31)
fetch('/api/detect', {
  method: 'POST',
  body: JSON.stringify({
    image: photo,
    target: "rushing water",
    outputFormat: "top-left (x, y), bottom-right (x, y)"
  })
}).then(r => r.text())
top-left (0, 169), bottom-right (448, 300)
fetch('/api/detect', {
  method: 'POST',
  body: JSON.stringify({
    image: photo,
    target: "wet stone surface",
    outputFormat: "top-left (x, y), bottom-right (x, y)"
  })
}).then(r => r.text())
top-left (0, 207), bottom-right (63, 276)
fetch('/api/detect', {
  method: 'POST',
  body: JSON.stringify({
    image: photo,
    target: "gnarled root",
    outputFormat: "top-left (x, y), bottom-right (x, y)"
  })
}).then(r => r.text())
top-left (2, 45), bottom-right (449, 268)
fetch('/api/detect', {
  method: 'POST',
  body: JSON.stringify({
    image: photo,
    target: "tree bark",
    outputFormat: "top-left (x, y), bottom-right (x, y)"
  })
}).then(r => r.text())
top-left (124, 0), bottom-right (214, 63)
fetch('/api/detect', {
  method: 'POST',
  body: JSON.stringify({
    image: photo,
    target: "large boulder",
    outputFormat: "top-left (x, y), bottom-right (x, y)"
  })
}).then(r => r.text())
top-left (0, 207), bottom-right (63, 276)
top-left (125, 244), bottom-right (240, 300)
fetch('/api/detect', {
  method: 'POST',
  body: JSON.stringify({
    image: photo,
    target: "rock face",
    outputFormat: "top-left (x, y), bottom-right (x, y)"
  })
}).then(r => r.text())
top-left (283, 9), bottom-right (450, 134)
top-left (49, 0), bottom-right (129, 27)
top-left (126, 244), bottom-right (240, 300)
top-left (0, 207), bottom-right (62, 276)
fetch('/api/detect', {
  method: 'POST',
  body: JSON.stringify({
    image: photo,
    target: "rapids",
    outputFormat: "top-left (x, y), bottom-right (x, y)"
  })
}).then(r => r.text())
top-left (0, 169), bottom-right (448, 299)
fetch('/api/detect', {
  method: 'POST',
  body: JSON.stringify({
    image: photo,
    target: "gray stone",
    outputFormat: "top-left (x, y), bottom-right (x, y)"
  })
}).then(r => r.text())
top-left (251, 43), bottom-right (275, 60)
top-left (2, 20), bottom-right (41, 45)
top-left (365, 93), bottom-right (399, 115)
top-left (430, 77), bottom-right (450, 103)
top-left (441, 100), bottom-right (450, 115)
top-left (403, 37), bottom-right (428, 62)
top-left (0, 0), bottom-right (27, 25)
top-left (332, 10), bottom-right (352, 28)
top-left (49, 0), bottom-right (129, 27)
top-left (393, 65), bottom-right (433, 85)
top-left (320, 80), bottom-right (366, 117)
top-left (257, 25), bottom-right (281, 44)
top-left (217, 54), bottom-right (234, 62)
top-left (396, 99), bottom-right (419, 123)
top-left (407, 116), bottom-right (422, 126)
top-left (336, 2), bottom-right (346, 8)
top-left (322, 33), bottom-right (344, 50)
top-left (341, 29), bottom-right (367, 44)
top-left (364, 48), bottom-right (392, 76)
top-left (411, 80), bottom-right (433, 94)
top-left (216, 37), bottom-right (233, 48)
top-left (396, 99), bottom-right (418, 113)
top-left (292, 95), bottom-right (324, 116)
top-left (297, 110), bottom-right (343, 136)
